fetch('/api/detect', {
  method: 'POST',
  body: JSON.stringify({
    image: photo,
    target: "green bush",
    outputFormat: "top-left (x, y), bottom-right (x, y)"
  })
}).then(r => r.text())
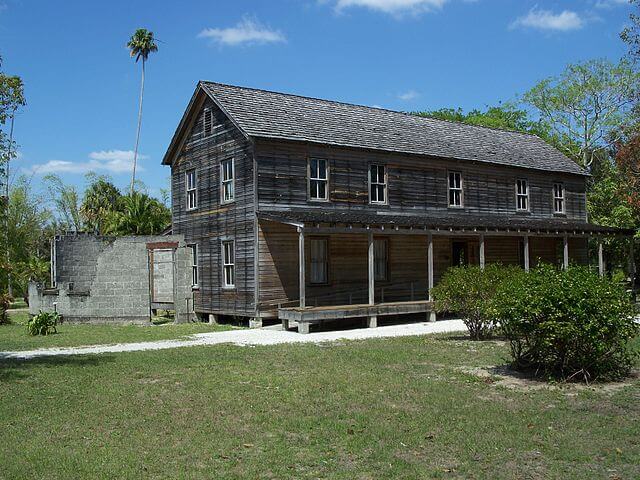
top-left (431, 264), bottom-right (521, 340)
top-left (0, 293), bottom-right (11, 325)
top-left (492, 264), bottom-right (639, 382)
top-left (27, 311), bottom-right (59, 336)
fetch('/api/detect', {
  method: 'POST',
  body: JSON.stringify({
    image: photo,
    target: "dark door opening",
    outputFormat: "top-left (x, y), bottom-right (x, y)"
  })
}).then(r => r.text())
top-left (451, 241), bottom-right (469, 267)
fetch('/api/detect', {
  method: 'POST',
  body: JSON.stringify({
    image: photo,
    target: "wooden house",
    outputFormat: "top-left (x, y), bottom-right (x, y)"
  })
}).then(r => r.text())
top-left (162, 82), bottom-right (631, 333)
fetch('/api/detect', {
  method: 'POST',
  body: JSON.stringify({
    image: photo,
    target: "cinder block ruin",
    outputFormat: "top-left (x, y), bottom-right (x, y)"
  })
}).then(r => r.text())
top-left (29, 233), bottom-right (196, 324)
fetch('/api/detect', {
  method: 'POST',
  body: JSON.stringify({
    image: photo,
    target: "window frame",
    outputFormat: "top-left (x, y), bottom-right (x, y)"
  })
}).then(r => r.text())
top-left (185, 169), bottom-right (198, 211)
top-left (447, 170), bottom-right (464, 208)
top-left (220, 158), bottom-right (235, 204)
top-left (369, 164), bottom-right (388, 205)
top-left (515, 178), bottom-right (530, 212)
top-left (308, 158), bottom-right (330, 202)
top-left (553, 182), bottom-right (566, 215)
top-left (221, 239), bottom-right (235, 289)
top-left (309, 237), bottom-right (329, 285)
top-left (188, 244), bottom-right (199, 289)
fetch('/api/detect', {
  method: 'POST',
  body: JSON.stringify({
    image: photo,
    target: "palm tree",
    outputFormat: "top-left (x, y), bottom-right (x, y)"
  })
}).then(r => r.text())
top-left (127, 28), bottom-right (158, 195)
top-left (104, 192), bottom-right (170, 236)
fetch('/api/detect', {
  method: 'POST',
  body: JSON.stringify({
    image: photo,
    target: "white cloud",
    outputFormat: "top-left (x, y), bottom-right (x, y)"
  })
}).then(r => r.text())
top-left (198, 16), bottom-right (286, 47)
top-left (331, 0), bottom-right (448, 15)
top-left (595, 0), bottom-right (629, 8)
top-left (28, 150), bottom-right (147, 175)
top-left (398, 90), bottom-right (419, 101)
top-left (510, 8), bottom-right (585, 32)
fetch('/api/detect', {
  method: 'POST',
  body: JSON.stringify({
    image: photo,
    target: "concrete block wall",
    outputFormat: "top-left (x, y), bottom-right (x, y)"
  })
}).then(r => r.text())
top-left (29, 233), bottom-right (195, 324)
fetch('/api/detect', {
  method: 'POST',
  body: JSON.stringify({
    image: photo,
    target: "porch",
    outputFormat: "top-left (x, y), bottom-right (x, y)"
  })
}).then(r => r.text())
top-left (257, 210), bottom-right (633, 333)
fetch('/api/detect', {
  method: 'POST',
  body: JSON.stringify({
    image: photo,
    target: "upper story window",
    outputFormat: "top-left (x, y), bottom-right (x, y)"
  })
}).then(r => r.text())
top-left (516, 179), bottom-right (529, 212)
top-left (189, 244), bottom-right (199, 288)
top-left (310, 238), bottom-right (328, 284)
top-left (186, 169), bottom-right (197, 211)
top-left (448, 171), bottom-right (463, 207)
top-left (222, 240), bottom-right (235, 288)
top-left (553, 183), bottom-right (565, 214)
top-left (309, 158), bottom-right (329, 201)
top-left (369, 164), bottom-right (387, 204)
top-left (221, 158), bottom-right (235, 203)
top-left (203, 107), bottom-right (213, 137)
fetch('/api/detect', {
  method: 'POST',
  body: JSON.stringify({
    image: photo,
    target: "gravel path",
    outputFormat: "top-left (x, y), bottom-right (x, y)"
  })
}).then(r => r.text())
top-left (0, 320), bottom-right (466, 360)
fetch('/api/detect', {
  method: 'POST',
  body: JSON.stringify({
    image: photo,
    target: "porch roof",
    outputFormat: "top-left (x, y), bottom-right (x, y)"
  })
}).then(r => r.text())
top-left (257, 209), bottom-right (632, 236)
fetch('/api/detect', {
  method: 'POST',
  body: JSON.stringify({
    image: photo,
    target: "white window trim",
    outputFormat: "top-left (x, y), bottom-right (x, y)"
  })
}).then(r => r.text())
top-left (222, 239), bottom-right (235, 289)
top-left (308, 158), bottom-right (330, 202)
top-left (553, 182), bottom-right (566, 215)
top-left (189, 244), bottom-right (199, 289)
top-left (369, 164), bottom-right (388, 205)
top-left (516, 178), bottom-right (530, 212)
top-left (448, 171), bottom-right (464, 208)
top-left (220, 158), bottom-right (235, 204)
top-left (185, 169), bottom-right (198, 211)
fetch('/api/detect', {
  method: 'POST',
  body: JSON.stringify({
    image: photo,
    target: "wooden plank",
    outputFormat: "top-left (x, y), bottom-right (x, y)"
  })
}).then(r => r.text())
top-left (299, 227), bottom-right (305, 308)
top-left (523, 235), bottom-right (530, 272)
top-left (427, 232), bottom-right (434, 301)
top-left (279, 300), bottom-right (433, 322)
top-left (479, 233), bottom-right (485, 269)
top-left (368, 231), bottom-right (374, 305)
top-left (599, 241), bottom-right (605, 277)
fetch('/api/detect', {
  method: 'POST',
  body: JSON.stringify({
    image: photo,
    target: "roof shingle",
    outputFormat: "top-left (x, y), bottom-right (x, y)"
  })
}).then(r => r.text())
top-left (202, 81), bottom-right (585, 176)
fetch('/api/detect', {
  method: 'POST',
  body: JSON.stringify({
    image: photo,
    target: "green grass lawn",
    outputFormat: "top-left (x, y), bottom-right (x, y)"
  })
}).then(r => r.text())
top-left (1, 333), bottom-right (638, 479)
top-left (0, 310), bottom-right (233, 351)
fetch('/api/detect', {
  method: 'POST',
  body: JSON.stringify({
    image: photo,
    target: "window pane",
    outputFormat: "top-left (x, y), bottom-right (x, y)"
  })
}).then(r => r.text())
top-left (318, 181), bottom-right (326, 200)
top-left (377, 185), bottom-right (385, 203)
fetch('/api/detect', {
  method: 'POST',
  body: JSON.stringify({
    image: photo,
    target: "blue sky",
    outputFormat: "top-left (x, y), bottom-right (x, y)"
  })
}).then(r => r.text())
top-left (0, 0), bottom-right (634, 200)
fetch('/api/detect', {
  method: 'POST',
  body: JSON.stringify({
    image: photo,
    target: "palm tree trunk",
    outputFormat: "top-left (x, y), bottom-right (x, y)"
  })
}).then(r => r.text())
top-left (5, 113), bottom-right (14, 297)
top-left (130, 58), bottom-right (145, 196)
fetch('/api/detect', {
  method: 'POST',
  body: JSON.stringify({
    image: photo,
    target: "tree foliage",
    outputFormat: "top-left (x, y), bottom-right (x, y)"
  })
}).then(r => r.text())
top-left (103, 191), bottom-right (170, 236)
top-left (523, 59), bottom-right (640, 169)
top-left (80, 173), bottom-right (122, 234)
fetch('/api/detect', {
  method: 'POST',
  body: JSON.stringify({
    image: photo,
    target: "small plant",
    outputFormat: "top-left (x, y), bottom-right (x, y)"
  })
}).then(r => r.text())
top-left (431, 264), bottom-right (521, 340)
top-left (27, 311), bottom-right (60, 336)
top-left (492, 264), bottom-right (639, 382)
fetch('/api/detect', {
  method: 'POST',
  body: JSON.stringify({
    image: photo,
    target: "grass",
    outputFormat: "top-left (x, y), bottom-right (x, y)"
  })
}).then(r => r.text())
top-left (0, 310), bottom-right (233, 351)
top-left (1, 332), bottom-right (638, 479)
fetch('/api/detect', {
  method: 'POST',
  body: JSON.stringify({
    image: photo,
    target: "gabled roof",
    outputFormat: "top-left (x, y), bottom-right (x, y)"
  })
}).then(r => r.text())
top-left (163, 81), bottom-right (585, 176)
top-left (196, 81), bottom-right (585, 176)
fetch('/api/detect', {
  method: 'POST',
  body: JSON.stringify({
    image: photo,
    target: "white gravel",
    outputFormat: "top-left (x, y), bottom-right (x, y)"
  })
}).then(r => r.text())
top-left (0, 319), bottom-right (467, 360)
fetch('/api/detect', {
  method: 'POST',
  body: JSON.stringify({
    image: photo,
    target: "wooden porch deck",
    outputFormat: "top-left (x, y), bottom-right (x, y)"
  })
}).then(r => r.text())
top-left (278, 300), bottom-right (434, 333)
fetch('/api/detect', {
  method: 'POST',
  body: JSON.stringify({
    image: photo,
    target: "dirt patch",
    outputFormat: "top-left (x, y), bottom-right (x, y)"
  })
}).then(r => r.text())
top-left (458, 365), bottom-right (640, 393)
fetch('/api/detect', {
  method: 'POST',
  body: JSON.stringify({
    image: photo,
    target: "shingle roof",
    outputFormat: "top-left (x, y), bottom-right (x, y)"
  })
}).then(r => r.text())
top-left (257, 209), bottom-right (630, 235)
top-left (202, 82), bottom-right (586, 176)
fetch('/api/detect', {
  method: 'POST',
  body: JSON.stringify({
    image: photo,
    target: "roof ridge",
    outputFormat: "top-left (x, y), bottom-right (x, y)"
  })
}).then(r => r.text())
top-left (201, 80), bottom-right (542, 139)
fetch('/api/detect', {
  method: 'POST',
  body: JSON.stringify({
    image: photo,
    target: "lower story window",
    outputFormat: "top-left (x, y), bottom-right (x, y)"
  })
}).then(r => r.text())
top-left (222, 240), bottom-right (235, 288)
top-left (310, 238), bottom-right (328, 284)
top-left (189, 244), bottom-right (199, 288)
top-left (374, 238), bottom-right (388, 281)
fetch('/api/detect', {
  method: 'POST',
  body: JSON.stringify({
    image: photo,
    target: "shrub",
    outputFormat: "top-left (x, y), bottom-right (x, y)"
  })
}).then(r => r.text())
top-left (27, 311), bottom-right (59, 336)
top-left (492, 264), bottom-right (639, 382)
top-left (431, 264), bottom-right (521, 340)
top-left (0, 293), bottom-right (11, 325)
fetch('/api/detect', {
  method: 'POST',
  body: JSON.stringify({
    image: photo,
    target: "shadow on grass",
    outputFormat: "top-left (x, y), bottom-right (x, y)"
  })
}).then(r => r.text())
top-left (0, 354), bottom-right (115, 383)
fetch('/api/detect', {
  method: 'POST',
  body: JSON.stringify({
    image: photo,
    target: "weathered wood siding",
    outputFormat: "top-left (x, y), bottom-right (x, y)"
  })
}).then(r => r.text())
top-left (257, 224), bottom-right (587, 313)
top-left (171, 98), bottom-right (255, 316)
top-left (255, 139), bottom-right (587, 220)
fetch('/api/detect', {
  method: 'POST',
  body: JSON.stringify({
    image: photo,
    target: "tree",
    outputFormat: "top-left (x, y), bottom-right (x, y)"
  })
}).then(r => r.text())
top-left (1, 55), bottom-right (26, 297)
top-left (80, 173), bottom-right (122, 234)
top-left (523, 59), bottom-right (640, 169)
top-left (43, 174), bottom-right (83, 232)
top-left (127, 29), bottom-right (158, 196)
top-left (621, 0), bottom-right (640, 62)
top-left (104, 192), bottom-right (170, 236)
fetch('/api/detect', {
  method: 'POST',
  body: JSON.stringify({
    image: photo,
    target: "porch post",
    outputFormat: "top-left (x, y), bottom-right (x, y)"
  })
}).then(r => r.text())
top-left (523, 235), bottom-right (530, 272)
top-left (367, 231), bottom-right (377, 328)
top-left (563, 234), bottom-right (569, 270)
top-left (598, 239), bottom-right (605, 278)
top-left (479, 233), bottom-right (485, 270)
top-left (298, 227), bottom-right (305, 308)
top-left (427, 232), bottom-right (436, 322)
